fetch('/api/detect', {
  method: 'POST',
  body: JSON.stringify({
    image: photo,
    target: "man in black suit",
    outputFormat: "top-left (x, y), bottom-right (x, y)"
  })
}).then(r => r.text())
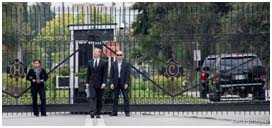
top-left (86, 47), bottom-right (108, 118)
top-left (110, 50), bottom-right (131, 117)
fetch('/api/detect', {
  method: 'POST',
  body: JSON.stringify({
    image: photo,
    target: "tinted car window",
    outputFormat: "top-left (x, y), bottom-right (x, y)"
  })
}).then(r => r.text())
top-left (219, 56), bottom-right (262, 69)
top-left (203, 58), bottom-right (216, 70)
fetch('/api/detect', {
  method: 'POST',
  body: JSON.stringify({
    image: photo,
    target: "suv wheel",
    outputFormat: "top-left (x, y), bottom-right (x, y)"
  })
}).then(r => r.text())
top-left (253, 85), bottom-right (265, 100)
top-left (200, 83), bottom-right (209, 99)
top-left (208, 92), bottom-right (221, 102)
top-left (238, 91), bottom-right (249, 98)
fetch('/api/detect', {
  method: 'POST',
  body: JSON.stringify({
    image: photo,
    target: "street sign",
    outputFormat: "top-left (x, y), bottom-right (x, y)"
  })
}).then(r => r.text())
top-left (194, 50), bottom-right (201, 61)
top-left (103, 41), bottom-right (119, 57)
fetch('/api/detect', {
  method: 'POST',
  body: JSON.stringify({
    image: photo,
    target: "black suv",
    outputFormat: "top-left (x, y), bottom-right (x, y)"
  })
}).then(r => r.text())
top-left (206, 53), bottom-right (266, 101)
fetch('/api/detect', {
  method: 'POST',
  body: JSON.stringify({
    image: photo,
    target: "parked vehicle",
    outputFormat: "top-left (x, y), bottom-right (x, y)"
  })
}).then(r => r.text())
top-left (207, 53), bottom-right (266, 101)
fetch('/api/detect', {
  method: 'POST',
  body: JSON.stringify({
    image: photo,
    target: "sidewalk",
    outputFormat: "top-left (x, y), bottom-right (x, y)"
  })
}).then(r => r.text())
top-left (2, 112), bottom-right (270, 126)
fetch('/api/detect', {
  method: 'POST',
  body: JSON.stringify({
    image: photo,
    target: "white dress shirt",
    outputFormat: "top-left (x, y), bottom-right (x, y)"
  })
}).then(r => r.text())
top-left (93, 58), bottom-right (100, 68)
top-left (117, 60), bottom-right (122, 78)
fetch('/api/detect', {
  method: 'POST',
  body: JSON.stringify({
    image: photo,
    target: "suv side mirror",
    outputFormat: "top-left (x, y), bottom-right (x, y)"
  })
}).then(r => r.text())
top-left (203, 67), bottom-right (210, 71)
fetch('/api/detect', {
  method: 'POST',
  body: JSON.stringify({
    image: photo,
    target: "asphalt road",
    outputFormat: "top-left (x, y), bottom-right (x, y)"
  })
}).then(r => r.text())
top-left (2, 112), bottom-right (270, 126)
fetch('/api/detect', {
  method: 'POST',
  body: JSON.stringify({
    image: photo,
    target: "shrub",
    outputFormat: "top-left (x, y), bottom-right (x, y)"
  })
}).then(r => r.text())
top-left (2, 72), bottom-right (30, 96)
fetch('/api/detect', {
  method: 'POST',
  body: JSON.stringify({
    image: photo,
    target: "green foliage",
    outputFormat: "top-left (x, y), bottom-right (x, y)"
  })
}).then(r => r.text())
top-left (2, 73), bottom-right (30, 94)
top-left (46, 67), bottom-right (70, 90)
top-left (131, 77), bottom-right (151, 90)
top-left (2, 2), bottom-right (31, 68)
top-left (29, 2), bottom-right (56, 37)
top-left (30, 7), bottom-right (112, 68)
top-left (131, 75), bottom-right (186, 95)
top-left (153, 75), bottom-right (186, 94)
top-left (2, 2), bottom-right (30, 39)
top-left (221, 3), bottom-right (270, 65)
top-left (2, 3), bottom-right (113, 72)
top-left (75, 67), bottom-right (87, 79)
top-left (131, 2), bottom-right (270, 69)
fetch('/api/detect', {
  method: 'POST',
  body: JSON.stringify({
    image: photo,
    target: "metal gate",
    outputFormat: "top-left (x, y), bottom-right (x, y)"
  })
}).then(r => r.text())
top-left (2, 2), bottom-right (270, 114)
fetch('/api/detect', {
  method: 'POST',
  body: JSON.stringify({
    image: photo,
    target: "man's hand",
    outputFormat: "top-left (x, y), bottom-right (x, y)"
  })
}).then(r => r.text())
top-left (110, 84), bottom-right (114, 90)
top-left (101, 83), bottom-right (106, 89)
top-left (40, 79), bottom-right (44, 82)
top-left (32, 79), bottom-right (36, 83)
top-left (124, 84), bottom-right (128, 89)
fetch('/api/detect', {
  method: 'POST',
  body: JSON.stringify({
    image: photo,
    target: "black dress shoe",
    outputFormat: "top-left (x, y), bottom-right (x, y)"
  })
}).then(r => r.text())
top-left (90, 112), bottom-right (95, 118)
top-left (125, 113), bottom-right (130, 117)
top-left (110, 113), bottom-right (118, 116)
top-left (96, 114), bottom-right (101, 118)
top-left (41, 114), bottom-right (47, 117)
top-left (34, 114), bottom-right (39, 117)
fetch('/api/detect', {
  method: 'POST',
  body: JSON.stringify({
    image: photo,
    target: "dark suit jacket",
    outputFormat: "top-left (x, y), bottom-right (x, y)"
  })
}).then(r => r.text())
top-left (26, 68), bottom-right (48, 86)
top-left (110, 60), bottom-right (130, 88)
top-left (86, 59), bottom-right (108, 88)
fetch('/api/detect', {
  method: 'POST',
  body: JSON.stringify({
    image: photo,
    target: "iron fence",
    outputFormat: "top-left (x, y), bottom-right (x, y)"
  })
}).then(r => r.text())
top-left (2, 2), bottom-right (270, 114)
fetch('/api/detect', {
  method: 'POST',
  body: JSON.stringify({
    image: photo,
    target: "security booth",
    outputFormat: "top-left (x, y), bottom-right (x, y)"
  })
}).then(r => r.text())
top-left (65, 23), bottom-right (117, 104)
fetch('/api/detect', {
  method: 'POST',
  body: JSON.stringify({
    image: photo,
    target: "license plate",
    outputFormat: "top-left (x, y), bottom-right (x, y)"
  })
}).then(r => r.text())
top-left (235, 75), bottom-right (245, 80)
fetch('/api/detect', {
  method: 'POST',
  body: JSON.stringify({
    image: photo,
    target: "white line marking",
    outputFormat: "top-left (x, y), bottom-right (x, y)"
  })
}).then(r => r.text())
top-left (84, 115), bottom-right (105, 126)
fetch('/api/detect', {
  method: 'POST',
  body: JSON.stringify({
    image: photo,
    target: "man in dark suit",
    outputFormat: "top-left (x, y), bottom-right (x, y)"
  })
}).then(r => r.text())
top-left (110, 50), bottom-right (131, 117)
top-left (86, 47), bottom-right (108, 118)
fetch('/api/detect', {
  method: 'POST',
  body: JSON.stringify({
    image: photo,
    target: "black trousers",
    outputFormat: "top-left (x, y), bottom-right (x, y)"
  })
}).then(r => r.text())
top-left (112, 79), bottom-right (129, 114)
top-left (88, 85), bottom-right (104, 114)
top-left (31, 84), bottom-right (46, 115)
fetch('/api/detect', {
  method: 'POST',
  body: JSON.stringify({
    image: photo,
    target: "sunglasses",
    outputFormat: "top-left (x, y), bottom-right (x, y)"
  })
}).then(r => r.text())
top-left (117, 54), bottom-right (122, 56)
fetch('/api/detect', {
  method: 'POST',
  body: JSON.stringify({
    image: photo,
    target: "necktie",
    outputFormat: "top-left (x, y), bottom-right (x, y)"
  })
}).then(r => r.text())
top-left (95, 60), bottom-right (98, 68)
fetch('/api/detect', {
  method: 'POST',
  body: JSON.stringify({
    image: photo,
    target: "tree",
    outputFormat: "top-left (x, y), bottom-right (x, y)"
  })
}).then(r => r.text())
top-left (2, 2), bottom-right (55, 68)
top-left (130, 3), bottom-right (229, 69)
top-left (31, 6), bottom-right (112, 69)
top-left (2, 2), bottom-right (30, 66)
top-left (29, 2), bottom-right (56, 37)
top-left (222, 3), bottom-right (269, 66)
top-left (130, 2), bottom-right (269, 71)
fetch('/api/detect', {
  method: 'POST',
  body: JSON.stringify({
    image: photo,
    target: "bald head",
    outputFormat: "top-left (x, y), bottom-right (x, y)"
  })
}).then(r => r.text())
top-left (116, 50), bottom-right (123, 61)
